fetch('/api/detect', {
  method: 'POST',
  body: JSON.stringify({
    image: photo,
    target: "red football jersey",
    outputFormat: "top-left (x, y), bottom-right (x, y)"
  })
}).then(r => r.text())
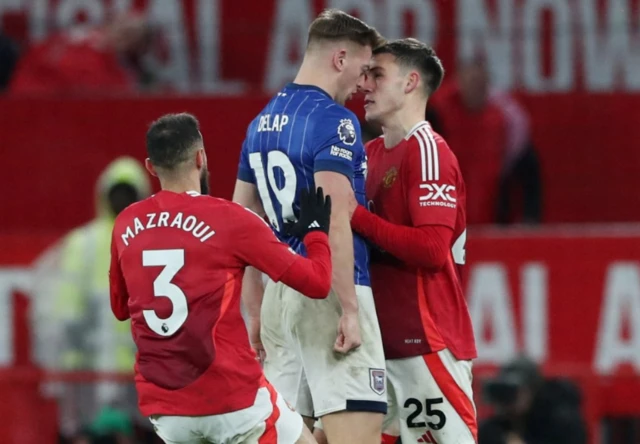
top-left (109, 190), bottom-right (299, 417)
top-left (365, 121), bottom-right (476, 360)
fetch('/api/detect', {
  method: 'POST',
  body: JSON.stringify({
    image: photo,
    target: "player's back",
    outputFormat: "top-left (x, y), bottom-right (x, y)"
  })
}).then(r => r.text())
top-left (112, 190), bottom-right (264, 416)
top-left (239, 83), bottom-right (371, 286)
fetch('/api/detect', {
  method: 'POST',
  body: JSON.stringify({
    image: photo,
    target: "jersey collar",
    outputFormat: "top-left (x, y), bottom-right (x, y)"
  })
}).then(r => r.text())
top-left (285, 83), bottom-right (332, 100)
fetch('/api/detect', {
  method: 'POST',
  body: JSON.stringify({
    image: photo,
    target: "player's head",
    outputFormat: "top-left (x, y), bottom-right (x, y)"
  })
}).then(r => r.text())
top-left (359, 38), bottom-right (444, 124)
top-left (145, 113), bottom-right (210, 195)
top-left (304, 9), bottom-right (384, 104)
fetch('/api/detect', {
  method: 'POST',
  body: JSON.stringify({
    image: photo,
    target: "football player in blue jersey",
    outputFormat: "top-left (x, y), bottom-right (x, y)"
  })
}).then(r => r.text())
top-left (232, 9), bottom-right (387, 444)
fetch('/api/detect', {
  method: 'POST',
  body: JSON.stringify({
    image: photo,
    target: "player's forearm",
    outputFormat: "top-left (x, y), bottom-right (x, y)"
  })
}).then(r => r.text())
top-left (352, 205), bottom-right (453, 270)
top-left (279, 232), bottom-right (332, 299)
top-left (241, 266), bottom-right (265, 320)
top-left (109, 263), bottom-right (130, 321)
top-left (329, 211), bottom-right (358, 313)
top-left (110, 290), bottom-right (130, 321)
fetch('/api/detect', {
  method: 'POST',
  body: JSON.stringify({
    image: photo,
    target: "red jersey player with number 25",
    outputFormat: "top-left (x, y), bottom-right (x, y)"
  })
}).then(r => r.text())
top-left (351, 40), bottom-right (478, 444)
top-left (109, 113), bottom-right (330, 444)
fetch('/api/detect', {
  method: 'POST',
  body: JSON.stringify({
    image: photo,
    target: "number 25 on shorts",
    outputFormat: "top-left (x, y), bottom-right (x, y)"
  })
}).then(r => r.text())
top-left (405, 397), bottom-right (447, 430)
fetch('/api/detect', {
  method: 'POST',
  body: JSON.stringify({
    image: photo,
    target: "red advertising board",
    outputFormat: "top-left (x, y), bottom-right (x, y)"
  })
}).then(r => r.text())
top-left (1, 95), bottom-right (640, 237)
top-left (1, 230), bottom-right (640, 413)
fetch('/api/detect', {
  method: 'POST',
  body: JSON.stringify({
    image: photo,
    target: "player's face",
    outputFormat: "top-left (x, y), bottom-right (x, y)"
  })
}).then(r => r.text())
top-left (360, 53), bottom-right (407, 124)
top-left (335, 45), bottom-right (373, 105)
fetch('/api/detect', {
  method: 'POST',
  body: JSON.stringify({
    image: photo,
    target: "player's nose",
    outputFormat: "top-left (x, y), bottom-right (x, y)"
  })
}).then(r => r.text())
top-left (357, 74), bottom-right (373, 93)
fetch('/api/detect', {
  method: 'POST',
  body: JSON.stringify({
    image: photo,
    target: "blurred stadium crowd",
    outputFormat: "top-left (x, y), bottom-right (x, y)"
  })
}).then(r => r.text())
top-left (1, 1), bottom-right (640, 443)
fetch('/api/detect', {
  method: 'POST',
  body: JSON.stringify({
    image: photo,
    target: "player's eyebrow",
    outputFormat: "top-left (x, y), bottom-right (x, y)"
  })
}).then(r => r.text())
top-left (368, 66), bottom-right (384, 74)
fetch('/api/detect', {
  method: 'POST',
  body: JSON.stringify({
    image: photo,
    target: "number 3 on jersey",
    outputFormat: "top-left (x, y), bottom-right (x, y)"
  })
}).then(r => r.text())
top-left (142, 249), bottom-right (188, 337)
top-left (249, 151), bottom-right (297, 230)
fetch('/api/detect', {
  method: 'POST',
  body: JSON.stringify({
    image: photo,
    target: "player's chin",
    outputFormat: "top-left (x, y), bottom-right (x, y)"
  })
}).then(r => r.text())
top-left (363, 106), bottom-right (378, 122)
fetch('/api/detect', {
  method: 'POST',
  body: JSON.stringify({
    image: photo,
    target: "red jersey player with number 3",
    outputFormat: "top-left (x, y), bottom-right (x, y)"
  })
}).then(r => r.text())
top-left (109, 113), bottom-right (331, 444)
top-left (350, 40), bottom-right (478, 443)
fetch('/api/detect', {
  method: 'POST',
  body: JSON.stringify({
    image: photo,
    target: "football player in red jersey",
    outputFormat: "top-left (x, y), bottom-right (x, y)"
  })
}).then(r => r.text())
top-left (109, 113), bottom-right (332, 444)
top-left (351, 39), bottom-right (478, 443)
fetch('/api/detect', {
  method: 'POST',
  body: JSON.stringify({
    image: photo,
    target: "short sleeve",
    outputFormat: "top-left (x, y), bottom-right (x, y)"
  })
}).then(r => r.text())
top-left (237, 138), bottom-right (254, 183)
top-left (231, 205), bottom-right (298, 281)
top-left (312, 107), bottom-right (363, 180)
top-left (405, 134), bottom-right (459, 229)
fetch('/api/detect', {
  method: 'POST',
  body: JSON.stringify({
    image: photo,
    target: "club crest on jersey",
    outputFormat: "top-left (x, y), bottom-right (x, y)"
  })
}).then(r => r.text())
top-left (337, 118), bottom-right (357, 146)
top-left (382, 167), bottom-right (398, 188)
top-left (369, 368), bottom-right (386, 395)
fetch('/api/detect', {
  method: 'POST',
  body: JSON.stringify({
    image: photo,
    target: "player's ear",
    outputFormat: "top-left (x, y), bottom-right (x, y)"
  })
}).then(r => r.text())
top-left (332, 49), bottom-right (347, 72)
top-left (144, 158), bottom-right (158, 177)
top-left (195, 148), bottom-right (206, 169)
top-left (405, 71), bottom-right (420, 95)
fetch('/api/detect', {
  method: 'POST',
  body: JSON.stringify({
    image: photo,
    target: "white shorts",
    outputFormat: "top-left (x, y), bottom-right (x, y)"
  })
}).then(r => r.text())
top-left (384, 349), bottom-right (477, 444)
top-left (149, 384), bottom-right (303, 444)
top-left (261, 281), bottom-right (387, 418)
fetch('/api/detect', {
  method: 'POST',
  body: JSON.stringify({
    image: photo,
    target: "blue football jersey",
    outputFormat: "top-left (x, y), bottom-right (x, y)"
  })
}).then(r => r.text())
top-left (237, 83), bottom-right (370, 286)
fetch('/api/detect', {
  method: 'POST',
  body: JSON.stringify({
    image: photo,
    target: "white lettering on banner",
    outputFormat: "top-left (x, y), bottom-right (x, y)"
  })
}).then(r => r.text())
top-left (594, 263), bottom-right (640, 374)
top-left (468, 264), bottom-right (517, 364)
top-left (0, 269), bottom-right (31, 366)
top-left (57, 0), bottom-right (103, 29)
top-left (458, 0), bottom-right (514, 90)
top-left (196, 0), bottom-right (243, 92)
top-left (328, 0), bottom-right (376, 28)
top-left (581, 0), bottom-right (640, 91)
top-left (147, 0), bottom-right (190, 92)
top-left (384, 0), bottom-right (437, 44)
top-left (112, 0), bottom-right (132, 14)
top-left (468, 263), bottom-right (548, 365)
top-left (522, 263), bottom-right (547, 362)
top-left (522, 0), bottom-right (573, 92)
top-left (265, 0), bottom-right (313, 91)
top-left (5, 0), bottom-right (640, 93)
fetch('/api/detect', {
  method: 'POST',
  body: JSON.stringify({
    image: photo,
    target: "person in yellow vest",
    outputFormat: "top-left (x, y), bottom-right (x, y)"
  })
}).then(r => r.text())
top-left (31, 156), bottom-right (151, 439)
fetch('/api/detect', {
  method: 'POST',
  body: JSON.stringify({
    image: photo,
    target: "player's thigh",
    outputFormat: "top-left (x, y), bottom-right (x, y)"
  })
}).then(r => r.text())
top-left (262, 281), bottom-right (314, 417)
top-left (389, 350), bottom-right (477, 444)
top-left (295, 425), bottom-right (319, 444)
top-left (382, 369), bottom-right (401, 437)
top-left (258, 385), bottom-right (306, 444)
top-left (207, 384), bottom-right (304, 444)
top-left (321, 410), bottom-right (384, 444)
top-left (149, 415), bottom-right (203, 444)
top-left (284, 285), bottom-right (387, 417)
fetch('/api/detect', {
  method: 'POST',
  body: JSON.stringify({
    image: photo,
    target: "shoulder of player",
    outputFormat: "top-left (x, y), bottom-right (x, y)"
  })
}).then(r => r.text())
top-left (405, 122), bottom-right (456, 161)
top-left (323, 104), bottom-right (359, 124)
top-left (215, 199), bottom-right (271, 227)
top-left (313, 105), bottom-right (362, 150)
top-left (315, 104), bottom-right (360, 132)
top-left (364, 135), bottom-right (385, 153)
top-left (404, 122), bottom-right (461, 175)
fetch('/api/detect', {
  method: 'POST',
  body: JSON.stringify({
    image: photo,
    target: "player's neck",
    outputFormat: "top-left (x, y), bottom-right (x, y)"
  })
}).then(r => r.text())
top-left (293, 59), bottom-right (338, 101)
top-left (159, 176), bottom-right (201, 195)
top-left (381, 102), bottom-right (428, 149)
